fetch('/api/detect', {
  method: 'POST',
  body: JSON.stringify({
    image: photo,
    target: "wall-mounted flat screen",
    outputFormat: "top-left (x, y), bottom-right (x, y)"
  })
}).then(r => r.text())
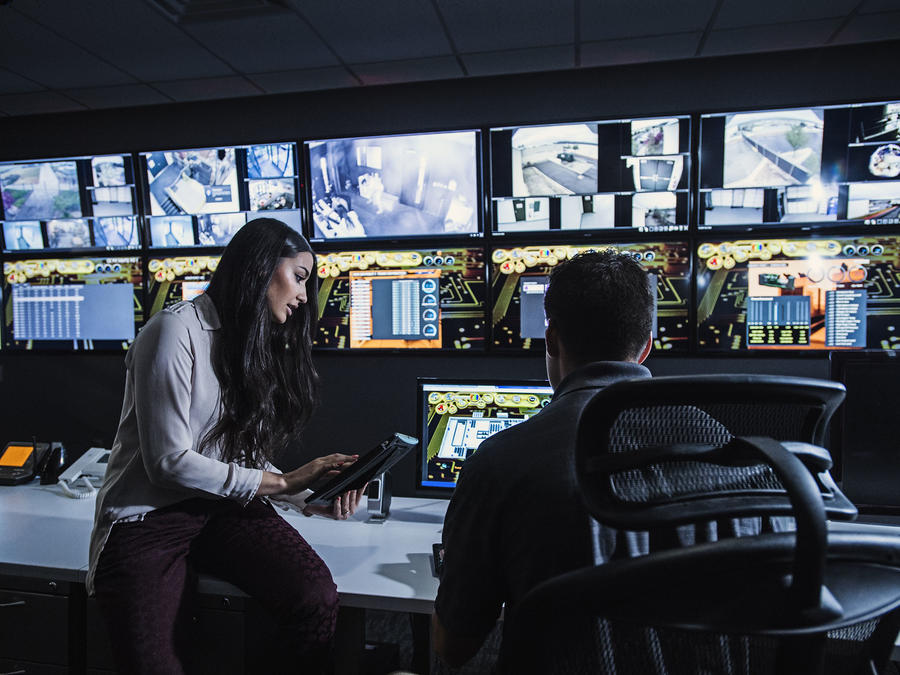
top-left (490, 117), bottom-right (690, 234)
top-left (2, 257), bottom-right (143, 350)
top-left (696, 235), bottom-right (900, 351)
top-left (314, 247), bottom-right (485, 350)
top-left (140, 142), bottom-right (300, 248)
top-left (700, 101), bottom-right (900, 231)
top-left (416, 379), bottom-right (554, 494)
top-left (0, 154), bottom-right (139, 253)
top-left (146, 255), bottom-right (219, 316)
top-left (306, 130), bottom-right (480, 241)
top-left (490, 241), bottom-right (690, 352)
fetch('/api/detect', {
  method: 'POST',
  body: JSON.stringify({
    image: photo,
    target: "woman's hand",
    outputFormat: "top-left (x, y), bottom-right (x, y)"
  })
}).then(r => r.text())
top-left (302, 484), bottom-right (368, 520)
top-left (258, 453), bottom-right (357, 497)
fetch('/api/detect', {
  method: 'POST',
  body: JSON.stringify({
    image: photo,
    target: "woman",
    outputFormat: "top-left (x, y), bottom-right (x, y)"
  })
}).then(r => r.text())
top-left (88, 217), bottom-right (362, 674)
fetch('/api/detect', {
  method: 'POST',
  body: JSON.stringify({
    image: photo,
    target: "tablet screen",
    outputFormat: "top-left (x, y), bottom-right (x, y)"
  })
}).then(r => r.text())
top-left (307, 432), bottom-right (416, 506)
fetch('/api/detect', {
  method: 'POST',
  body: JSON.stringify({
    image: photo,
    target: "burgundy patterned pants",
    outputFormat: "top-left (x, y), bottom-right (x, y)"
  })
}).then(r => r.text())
top-left (94, 497), bottom-right (339, 674)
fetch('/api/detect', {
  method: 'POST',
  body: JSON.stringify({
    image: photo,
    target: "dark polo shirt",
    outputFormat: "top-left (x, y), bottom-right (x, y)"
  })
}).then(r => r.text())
top-left (434, 361), bottom-right (652, 667)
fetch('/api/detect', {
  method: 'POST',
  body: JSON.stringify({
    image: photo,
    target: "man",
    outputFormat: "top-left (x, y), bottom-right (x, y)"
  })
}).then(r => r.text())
top-left (432, 249), bottom-right (654, 670)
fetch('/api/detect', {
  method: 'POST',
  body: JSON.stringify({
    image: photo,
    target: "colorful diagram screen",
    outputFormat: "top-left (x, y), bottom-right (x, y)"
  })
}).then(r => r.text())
top-left (699, 101), bottom-right (900, 231)
top-left (417, 381), bottom-right (553, 491)
top-left (696, 235), bottom-right (900, 350)
top-left (2, 257), bottom-right (143, 350)
top-left (145, 255), bottom-right (219, 316)
top-left (490, 117), bottom-right (690, 233)
top-left (490, 242), bottom-right (691, 352)
top-left (314, 247), bottom-right (485, 350)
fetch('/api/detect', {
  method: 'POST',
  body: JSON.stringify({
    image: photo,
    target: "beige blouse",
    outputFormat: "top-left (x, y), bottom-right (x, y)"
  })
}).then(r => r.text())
top-left (87, 293), bottom-right (308, 594)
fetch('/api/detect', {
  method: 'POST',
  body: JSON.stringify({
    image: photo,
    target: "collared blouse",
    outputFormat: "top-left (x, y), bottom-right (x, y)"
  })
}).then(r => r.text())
top-left (87, 293), bottom-right (298, 594)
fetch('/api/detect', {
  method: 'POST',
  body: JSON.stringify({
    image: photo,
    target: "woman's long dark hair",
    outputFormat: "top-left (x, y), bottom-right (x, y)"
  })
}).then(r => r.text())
top-left (200, 217), bottom-right (319, 467)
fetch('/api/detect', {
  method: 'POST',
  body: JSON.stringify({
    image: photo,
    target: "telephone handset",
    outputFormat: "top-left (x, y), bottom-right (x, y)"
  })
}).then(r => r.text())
top-left (57, 447), bottom-right (111, 499)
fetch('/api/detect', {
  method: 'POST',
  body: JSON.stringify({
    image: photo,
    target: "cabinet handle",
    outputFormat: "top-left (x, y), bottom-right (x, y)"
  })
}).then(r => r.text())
top-left (0, 600), bottom-right (26, 608)
top-left (0, 670), bottom-right (27, 674)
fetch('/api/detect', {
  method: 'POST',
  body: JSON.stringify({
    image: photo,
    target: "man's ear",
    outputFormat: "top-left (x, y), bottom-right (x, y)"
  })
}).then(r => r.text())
top-left (636, 334), bottom-right (653, 364)
top-left (544, 319), bottom-right (560, 358)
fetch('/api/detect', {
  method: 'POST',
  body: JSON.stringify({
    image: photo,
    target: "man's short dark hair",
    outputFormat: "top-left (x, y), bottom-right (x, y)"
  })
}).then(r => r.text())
top-left (543, 249), bottom-right (654, 362)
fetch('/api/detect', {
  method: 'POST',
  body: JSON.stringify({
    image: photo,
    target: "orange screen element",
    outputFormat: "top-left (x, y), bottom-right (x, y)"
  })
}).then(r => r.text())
top-left (0, 444), bottom-right (33, 467)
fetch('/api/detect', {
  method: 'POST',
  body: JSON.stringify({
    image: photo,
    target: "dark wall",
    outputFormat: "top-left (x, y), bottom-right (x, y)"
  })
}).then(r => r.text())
top-left (0, 40), bottom-right (895, 496)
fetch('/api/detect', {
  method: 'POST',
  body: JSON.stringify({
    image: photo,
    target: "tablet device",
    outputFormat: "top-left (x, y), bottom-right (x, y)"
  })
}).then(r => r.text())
top-left (306, 432), bottom-right (417, 507)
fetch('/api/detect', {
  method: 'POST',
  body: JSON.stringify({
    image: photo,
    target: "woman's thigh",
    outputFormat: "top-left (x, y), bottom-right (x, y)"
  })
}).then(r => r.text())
top-left (191, 499), bottom-right (338, 640)
top-left (93, 500), bottom-right (213, 674)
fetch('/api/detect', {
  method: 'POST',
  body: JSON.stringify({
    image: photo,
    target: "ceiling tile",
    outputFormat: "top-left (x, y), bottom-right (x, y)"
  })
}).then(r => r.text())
top-left (0, 91), bottom-right (87, 117)
top-left (11, 0), bottom-right (236, 81)
top-left (436, 0), bottom-right (573, 52)
top-left (0, 69), bottom-right (45, 96)
top-left (183, 13), bottom-right (340, 72)
top-left (702, 19), bottom-right (840, 56)
top-left (353, 56), bottom-right (463, 86)
top-left (716, 0), bottom-right (860, 28)
top-left (248, 67), bottom-right (360, 94)
top-left (291, 0), bottom-right (452, 63)
top-left (582, 33), bottom-right (702, 68)
top-left (63, 84), bottom-right (172, 110)
top-left (0, 8), bottom-right (135, 88)
top-left (581, 0), bottom-right (717, 42)
top-left (462, 46), bottom-right (575, 77)
top-left (152, 76), bottom-right (265, 103)
top-left (831, 10), bottom-right (900, 43)
top-left (859, 0), bottom-right (900, 13)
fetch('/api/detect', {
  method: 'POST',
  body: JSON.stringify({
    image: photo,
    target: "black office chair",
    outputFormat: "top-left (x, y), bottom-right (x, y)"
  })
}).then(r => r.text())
top-left (506, 375), bottom-right (900, 675)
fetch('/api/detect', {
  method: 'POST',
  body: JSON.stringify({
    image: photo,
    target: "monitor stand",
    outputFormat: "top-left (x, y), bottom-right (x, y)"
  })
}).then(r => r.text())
top-left (367, 472), bottom-right (392, 521)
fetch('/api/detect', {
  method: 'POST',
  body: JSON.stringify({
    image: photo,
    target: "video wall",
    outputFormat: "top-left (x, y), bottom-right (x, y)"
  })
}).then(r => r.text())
top-left (1, 99), bottom-right (898, 353)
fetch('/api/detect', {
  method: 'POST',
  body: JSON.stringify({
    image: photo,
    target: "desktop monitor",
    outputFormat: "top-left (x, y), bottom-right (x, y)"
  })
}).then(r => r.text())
top-left (145, 255), bottom-right (219, 316)
top-left (490, 117), bottom-right (690, 234)
top-left (2, 256), bottom-right (143, 350)
top-left (696, 234), bottom-right (900, 351)
top-left (699, 101), bottom-right (900, 232)
top-left (490, 241), bottom-right (691, 352)
top-left (416, 379), bottom-right (554, 494)
top-left (829, 351), bottom-right (900, 513)
top-left (314, 246), bottom-right (486, 350)
top-left (0, 154), bottom-right (139, 253)
top-left (139, 142), bottom-right (301, 248)
top-left (305, 130), bottom-right (480, 242)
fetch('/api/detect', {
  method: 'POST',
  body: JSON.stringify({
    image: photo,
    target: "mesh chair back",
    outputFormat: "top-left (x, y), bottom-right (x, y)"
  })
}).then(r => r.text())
top-left (576, 374), bottom-right (856, 529)
top-left (502, 375), bottom-right (900, 675)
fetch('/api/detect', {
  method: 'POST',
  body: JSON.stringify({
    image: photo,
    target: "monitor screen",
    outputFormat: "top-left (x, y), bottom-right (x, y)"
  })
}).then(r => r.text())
top-left (416, 379), bottom-right (554, 493)
top-left (490, 117), bottom-right (690, 234)
top-left (314, 246), bottom-right (485, 350)
top-left (699, 101), bottom-right (900, 231)
top-left (140, 142), bottom-right (301, 248)
top-left (306, 130), bottom-right (480, 241)
top-left (828, 351), bottom-right (900, 513)
top-left (146, 255), bottom-right (219, 316)
top-left (2, 256), bottom-right (143, 350)
top-left (696, 234), bottom-right (900, 351)
top-left (490, 241), bottom-right (690, 352)
top-left (0, 154), bottom-right (139, 252)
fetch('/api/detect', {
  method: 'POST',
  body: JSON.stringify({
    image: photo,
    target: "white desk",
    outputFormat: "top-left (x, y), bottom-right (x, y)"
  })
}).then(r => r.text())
top-left (3, 484), bottom-right (900, 664)
top-left (0, 483), bottom-right (448, 614)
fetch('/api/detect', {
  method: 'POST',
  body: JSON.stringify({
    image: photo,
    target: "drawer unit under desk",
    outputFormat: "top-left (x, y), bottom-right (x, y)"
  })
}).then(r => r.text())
top-left (0, 574), bottom-right (84, 668)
